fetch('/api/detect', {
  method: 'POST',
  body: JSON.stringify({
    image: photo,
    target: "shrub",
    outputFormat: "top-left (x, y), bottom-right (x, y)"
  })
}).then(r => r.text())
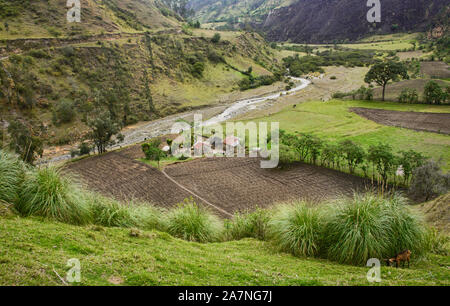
top-left (423, 81), bottom-right (445, 105)
top-left (224, 208), bottom-right (271, 241)
top-left (191, 62), bottom-right (205, 78)
top-left (15, 167), bottom-right (92, 225)
top-left (409, 160), bottom-right (449, 201)
top-left (269, 203), bottom-right (324, 257)
top-left (398, 88), bottom-right (419, 104)
top-left (324, 194), bottom-right (428, 265)
top-left (53, 99), bottom-right (76, 124)
top-left (211, 33), bottom-right (221, 43)
top-left (78, 142), bottom-right (91, 156)
top-left (166, 199), bottom-right (223, 243)
top-left (0, 150), bottom-right (27, 204)
top-left (324, 194), bottom-right (393, 265)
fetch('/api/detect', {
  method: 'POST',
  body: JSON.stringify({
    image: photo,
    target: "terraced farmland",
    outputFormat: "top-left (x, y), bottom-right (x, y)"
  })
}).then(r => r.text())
top-left (66, 145), bottom-right (370, 216)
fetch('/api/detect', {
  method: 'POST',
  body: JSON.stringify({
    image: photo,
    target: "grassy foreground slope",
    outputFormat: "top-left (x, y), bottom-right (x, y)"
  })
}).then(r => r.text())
top-left (243, 100), bottom-right (450, 170)
top-left (0, 215), bottom-right (449, 286)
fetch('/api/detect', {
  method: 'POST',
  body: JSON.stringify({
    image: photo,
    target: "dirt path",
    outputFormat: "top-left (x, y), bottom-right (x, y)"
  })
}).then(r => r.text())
top-left (351, 107), bottom-right (450, 135)
top-left (161, 169), bottom-right (233, 217)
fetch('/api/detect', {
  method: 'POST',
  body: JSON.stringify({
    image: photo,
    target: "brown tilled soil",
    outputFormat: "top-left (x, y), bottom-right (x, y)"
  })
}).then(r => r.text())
top-left (65, 146), bottom-right (193, 209)
top-left (66, 145), bottom-right (371, 216)
top-left (351, 108), bottom-right (450, 135)
top-left (420, 61), bottom-right (450, 79)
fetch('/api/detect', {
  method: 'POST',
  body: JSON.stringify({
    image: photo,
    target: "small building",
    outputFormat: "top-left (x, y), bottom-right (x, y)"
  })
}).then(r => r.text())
top-left (193, 141), bottom-right (212, 156)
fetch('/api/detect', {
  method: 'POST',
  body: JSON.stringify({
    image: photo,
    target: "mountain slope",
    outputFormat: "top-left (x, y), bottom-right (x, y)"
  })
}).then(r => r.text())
top-left (262, 0), bottom-right (449, 43)
top-left (0, 0), bottom-right (181, 39)
top-left (189, 0), bottom-right (449, 43)
top-left (188, 0), bottom-right (294, 24)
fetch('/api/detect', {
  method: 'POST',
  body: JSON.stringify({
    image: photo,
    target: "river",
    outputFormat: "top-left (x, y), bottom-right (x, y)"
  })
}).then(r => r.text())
top-left (42, 77), bottom-right (311, 164)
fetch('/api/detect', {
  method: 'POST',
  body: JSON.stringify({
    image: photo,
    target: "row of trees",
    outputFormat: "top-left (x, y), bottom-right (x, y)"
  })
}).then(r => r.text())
top-left (279, 130), bottom-right (427, 186)
top-left (398, 81), bottom-right (450, 104)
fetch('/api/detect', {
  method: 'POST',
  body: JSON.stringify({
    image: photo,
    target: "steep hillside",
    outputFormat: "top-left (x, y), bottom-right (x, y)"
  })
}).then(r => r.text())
top-left (0, 0), bottom-right (181, 39)
top-left (188, 0), bottom-right (294, 26)
top-left (190, 0), bottom-right (449, 43)
top-left (262, 0), bottom-right (449, 43)
top-left (0, 30), bottom-right (281, 147)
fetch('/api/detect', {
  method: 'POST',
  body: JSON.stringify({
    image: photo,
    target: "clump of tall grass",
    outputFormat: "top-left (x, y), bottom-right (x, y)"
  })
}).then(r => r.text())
top-left (382, 194), bottom-right (427, 256)
top-left (166, 199), bottom-right (223, 243)
top-left (0, 150), bottom-right (27, 204)
top-left (87, 194), bottom-right (165, 230)
top-left (269, 202), bottom-right (324, 257)
top-left (323, 193), bottom-right (428, 265)
top-left (15, 166), bottom-right (92, 225)
top-left (224, 208), bottom-right (271, 241)
top-left (422, 227), bottom-right (449, 256)
top-left (324, 194), bottom-right (391, 265)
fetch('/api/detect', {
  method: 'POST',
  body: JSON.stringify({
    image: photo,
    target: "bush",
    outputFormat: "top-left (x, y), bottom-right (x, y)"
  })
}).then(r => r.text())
top-left (53, 99), bottom-right (76, 124)
top-left (409, 160), bottom-right (449, 201)
top-left (166, 199), bottom-right (223, 243)
top-left (424, 81), bottom-right (445, 105)
top-left (323, 194), bottom-right (427, 265)
top-left (224, 208), bottom-right (271, 241)
top-left (15, 167), bottom-right (92, 225)
top-left (211, 33), bottom-right (221, 43)
top-left (78, 142), bottom-right (91, 156)
top-left (0, 150), bottom-right (27, 204)
top-left (398, 88), bottom-right (419, 104)
top-left (269, 203), bottom-right (324, 257)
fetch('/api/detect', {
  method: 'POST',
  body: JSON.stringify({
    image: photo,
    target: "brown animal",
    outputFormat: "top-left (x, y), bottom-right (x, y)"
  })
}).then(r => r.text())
top-left (386, 250), bottom-right (411, 268)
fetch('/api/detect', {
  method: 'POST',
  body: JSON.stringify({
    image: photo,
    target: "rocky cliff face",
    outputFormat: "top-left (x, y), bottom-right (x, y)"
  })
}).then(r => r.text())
top-left (260, 0), bottom-right (448, 43)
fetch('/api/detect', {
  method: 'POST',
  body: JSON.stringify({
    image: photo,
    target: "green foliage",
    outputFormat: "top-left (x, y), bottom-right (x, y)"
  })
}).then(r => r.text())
top-left (224, 208), bottom-right (271, 241)
top-left (283, 50), bottom-right (377, 77)
top-left (365, 61), bottom-right (409, 101)
top-left (409, 160), bottom-right (449, 201)
top-left (7, 121), bottom-right (43, 164)
top-left (0, 150), bottom-right (26, 204)
top-left (238, 74), bottom-right (282, 91)
top-left (367, 143), bottom-right (397, 183)
top-left (166, 199), bottom-right (223, 243)
top-left (78, 142), bottom-right (91, 156)
top-left (398, 150), bottom-right (426, 184)
top-left (87, 194), bottom-right (164, 231)
top-left (398, 88), bottom-right (419, 104)
top-left (269, 203), bottom-right (324, 257)
top-left (423, 81), bottom-right (446, 105)
top-left (338, 140), bottom-right (366, 174)
top-left (207, 49), bottom-right (225, 64)
top-left (15, 167), bottom-right (91, 225)
top-left (211, 33), bottom-right (221, 43)
top-left (324, 193), bottom-right (427, 265)
top-left (191, 62), bottom-right (205, 78)
top-left (53, 99), bottom-right (76, 124)
top-left (87, 112), bottom-right (121, 154)
top-left (142, 139), bottom-right (166, 168)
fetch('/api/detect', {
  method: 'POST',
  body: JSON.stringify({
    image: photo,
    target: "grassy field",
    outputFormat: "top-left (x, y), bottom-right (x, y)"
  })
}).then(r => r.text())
top-left (1, 215), bottom-right (448, 286)
top-left (242, 100), bottom-right (450, 170)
